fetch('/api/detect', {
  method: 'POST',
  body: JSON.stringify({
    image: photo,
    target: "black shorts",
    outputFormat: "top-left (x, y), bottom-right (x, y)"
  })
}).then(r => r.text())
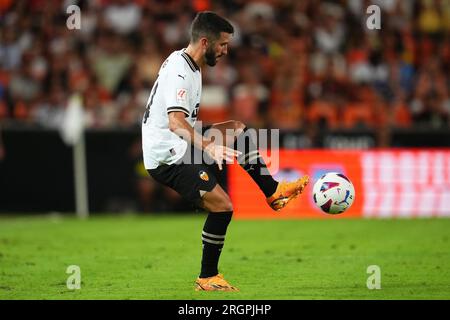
top-left (148, 125), bottom-right (223, 204)
top-left (148, 160), bottom-right (218, 204)
top-left (147, 125), bottom-right (228, 204)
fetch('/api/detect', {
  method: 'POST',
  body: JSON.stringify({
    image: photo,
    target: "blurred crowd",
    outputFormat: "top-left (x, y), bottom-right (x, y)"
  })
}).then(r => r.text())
top-left (1, 0), bottom-right (450, 132)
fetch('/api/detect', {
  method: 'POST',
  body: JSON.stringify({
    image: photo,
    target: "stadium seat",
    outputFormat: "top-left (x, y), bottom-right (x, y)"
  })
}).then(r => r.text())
top-left (307, 100), bottom-right (339, 129)
top-left (342, 103), bottom-right (374, 129)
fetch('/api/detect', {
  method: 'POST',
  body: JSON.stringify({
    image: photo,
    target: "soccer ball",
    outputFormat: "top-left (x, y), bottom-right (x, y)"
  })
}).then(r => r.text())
top-left (312, 172), bottom-right (355, 214)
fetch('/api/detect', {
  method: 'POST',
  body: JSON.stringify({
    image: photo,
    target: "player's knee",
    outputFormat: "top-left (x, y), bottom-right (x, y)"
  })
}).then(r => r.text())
top-left (209, 195), bottom-right (233, 212)
top-left (221, 199), bottom-right (234, 212)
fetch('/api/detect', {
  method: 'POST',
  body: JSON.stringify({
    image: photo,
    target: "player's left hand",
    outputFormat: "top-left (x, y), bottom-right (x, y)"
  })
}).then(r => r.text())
top-left (205, 143), bottom-right (241, 170)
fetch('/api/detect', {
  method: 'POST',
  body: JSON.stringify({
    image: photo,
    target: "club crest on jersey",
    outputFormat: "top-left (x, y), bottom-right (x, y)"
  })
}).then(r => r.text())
top-left (176, 88), bottom-right (187, 104)
top-left (199, 170), bottom-right (209, 181)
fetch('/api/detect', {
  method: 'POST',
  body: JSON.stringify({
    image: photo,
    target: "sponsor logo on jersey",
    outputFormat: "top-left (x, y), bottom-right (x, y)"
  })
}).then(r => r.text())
top-left (199, 170), bottom-right (209, 181)
top-left (176, 88), bottom-right (187, 104)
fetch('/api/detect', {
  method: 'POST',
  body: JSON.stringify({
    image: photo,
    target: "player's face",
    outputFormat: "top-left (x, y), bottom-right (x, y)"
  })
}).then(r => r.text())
top-left (205, 32), bottom-right (231, 67)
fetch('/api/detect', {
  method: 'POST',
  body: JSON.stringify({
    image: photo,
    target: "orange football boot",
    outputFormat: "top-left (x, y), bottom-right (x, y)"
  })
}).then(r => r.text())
top-left (195, 274), bottom-right (239, 292)
top-left (266, 175), bottom-right (309, 211)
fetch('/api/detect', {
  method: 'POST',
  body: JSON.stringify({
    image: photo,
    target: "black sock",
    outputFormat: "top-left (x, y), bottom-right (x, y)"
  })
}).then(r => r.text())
top-left (234, 127), bottom-right (278, 197)
top-left (200, 212), bottom-right (233, 278)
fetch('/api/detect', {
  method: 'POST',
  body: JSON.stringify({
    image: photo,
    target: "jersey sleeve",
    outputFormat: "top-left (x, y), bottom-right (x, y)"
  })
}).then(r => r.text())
top-left (163, 63), bottom-right (191, 117)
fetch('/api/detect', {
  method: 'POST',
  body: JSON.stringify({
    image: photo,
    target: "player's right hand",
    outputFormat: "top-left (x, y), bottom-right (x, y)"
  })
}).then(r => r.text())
top-left (205, 143), bottom-right (241, 170)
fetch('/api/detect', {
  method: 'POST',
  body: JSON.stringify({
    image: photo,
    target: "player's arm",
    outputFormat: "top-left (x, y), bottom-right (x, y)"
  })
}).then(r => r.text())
top-left (168, 111), bottom-right (240, 170)
top-left (168, 111), bottom-right (211, 150)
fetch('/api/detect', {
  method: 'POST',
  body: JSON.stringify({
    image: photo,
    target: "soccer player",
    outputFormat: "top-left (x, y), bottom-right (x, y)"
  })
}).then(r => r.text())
top-left (141, 11), bottom-right (309, 291)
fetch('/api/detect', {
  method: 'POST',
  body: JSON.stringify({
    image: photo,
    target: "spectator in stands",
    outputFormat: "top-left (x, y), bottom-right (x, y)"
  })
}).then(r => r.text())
top-left (0, 0), bottom-right (448, 132)
top-left (103, 0), bottom-right (142, 36)
top-left (231, 64), bottom-right (268, 128)
top-left (268, 57), bottom-right (304, 130)
top-left (88, 30), bottom-right (132, 95)
top-left (2, 0), bottom-right (450, 213)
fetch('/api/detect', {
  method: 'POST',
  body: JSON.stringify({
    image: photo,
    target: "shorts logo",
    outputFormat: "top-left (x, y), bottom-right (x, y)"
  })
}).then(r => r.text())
top-left (176, 88), bottom-right (187, 104)
top-left (199, 170), bottom-right (209, 181)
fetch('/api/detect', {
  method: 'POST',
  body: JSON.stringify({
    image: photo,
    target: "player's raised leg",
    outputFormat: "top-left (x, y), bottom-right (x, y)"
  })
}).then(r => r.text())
top-left (204, 120), bottom-right (309, 211)
top-left (194, 184), bottom-right (238, 291)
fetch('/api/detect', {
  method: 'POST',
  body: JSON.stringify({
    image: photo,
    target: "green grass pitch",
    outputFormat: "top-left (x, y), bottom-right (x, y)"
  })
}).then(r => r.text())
top-left (0, 214), bottom-right (449, 300)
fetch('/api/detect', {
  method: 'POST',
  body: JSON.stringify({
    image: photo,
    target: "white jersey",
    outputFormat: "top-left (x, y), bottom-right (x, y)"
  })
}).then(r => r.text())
top-left (142, 49), bottom-right (202, 169)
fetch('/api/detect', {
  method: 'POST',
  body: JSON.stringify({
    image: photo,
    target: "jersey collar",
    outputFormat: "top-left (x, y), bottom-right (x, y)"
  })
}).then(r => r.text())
top-left (181, 50), bottom-right (200, 72)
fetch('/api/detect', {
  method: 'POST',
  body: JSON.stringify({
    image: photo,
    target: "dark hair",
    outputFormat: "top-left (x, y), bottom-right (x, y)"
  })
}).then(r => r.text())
top-left (190, 11), bottom-right (234, 43)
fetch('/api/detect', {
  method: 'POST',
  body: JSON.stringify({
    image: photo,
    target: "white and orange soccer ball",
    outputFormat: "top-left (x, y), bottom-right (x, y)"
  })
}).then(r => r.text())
top-left (312, 172), bottom-right (355, 214)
